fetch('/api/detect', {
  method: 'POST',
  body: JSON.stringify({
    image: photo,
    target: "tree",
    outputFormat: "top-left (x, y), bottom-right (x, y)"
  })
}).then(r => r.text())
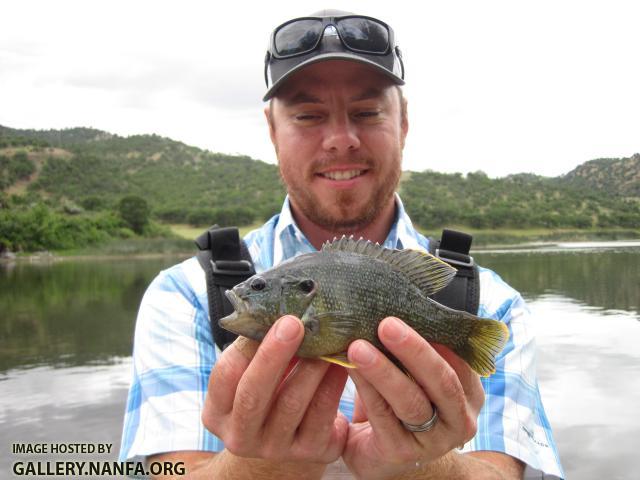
top-left (118, 195), bottom-right (150, 234)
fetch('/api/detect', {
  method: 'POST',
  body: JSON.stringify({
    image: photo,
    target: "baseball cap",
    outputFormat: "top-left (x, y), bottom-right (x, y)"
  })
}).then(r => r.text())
top-left (263, 9), bottom-right (405, 101)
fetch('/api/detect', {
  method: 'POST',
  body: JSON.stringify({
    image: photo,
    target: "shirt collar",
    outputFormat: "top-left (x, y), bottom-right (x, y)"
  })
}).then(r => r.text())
top-left (273, 193), bottom-right (426, 265)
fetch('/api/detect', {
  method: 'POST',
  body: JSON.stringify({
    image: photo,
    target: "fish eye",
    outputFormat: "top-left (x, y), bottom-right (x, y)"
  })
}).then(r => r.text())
top-left (299, 279), bottom-right (315, 294)
top-left (250, 277), bottom-right (266, 291)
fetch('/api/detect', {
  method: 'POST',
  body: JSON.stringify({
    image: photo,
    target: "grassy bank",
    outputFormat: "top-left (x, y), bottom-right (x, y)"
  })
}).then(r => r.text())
top-left (169, 222), bottom-right (264, 240)
top-left (5, 225), bottom-right (638, 261)
top-left (53, 237), bottom-right (194, 257)
top-left (3, 224), bottom-right (260, 260)
top-left (171, 224), bottom-right (640, 248)
top-left (171, 223), bottom-right (640, 248)
top-left (420, 227), bottom-right (640, 248)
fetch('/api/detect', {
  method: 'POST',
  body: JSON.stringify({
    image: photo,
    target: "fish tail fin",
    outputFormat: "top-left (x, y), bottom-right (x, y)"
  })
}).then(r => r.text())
top-left (452, 315), bottom-right (510, 377)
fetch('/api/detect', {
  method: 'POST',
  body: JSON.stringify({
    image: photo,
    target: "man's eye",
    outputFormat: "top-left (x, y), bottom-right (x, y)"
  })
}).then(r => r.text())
top-left (295, 114), bottom-right (320, 121)
top-left (355, 111), bottom-right (380, 118)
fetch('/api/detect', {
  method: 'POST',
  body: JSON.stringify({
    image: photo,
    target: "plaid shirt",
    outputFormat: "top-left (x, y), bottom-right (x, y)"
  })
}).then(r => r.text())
top-left (120, 194), bottom-right (564, 479)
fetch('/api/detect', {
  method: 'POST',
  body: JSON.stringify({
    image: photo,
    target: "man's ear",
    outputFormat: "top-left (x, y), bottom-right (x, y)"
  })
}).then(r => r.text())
top-left (400, 96), bottom-right (409, 149)
top-left (264, 103), bottom-right (276, 147)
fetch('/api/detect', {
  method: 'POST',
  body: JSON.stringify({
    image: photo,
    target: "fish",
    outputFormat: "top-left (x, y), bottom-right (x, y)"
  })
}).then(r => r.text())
top-left (220, 237), bottom-right (509, 376)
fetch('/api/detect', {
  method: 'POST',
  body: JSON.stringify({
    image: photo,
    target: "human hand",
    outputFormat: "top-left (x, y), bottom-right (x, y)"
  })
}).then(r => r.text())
top-left (201, 315), bottom-right (349, 465)
top-left (342, 317), bottom-right (485, 480)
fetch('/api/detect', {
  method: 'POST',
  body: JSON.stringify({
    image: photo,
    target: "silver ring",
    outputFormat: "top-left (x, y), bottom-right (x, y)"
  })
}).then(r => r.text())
top-left (401, 405), bottom-right (438, 433)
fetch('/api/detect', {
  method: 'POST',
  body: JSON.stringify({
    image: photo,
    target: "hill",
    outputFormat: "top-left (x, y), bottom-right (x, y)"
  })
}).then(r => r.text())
top-left (563, 153), bottom-right (640, 197)
top-left (0, 126), bottom-right (285, 225)
top-left (0, 125), bottom-right (112, 148)
top-left (1, 125), bottom-right (639, 252)
top-left (400, 158), bottom-right (639, 230)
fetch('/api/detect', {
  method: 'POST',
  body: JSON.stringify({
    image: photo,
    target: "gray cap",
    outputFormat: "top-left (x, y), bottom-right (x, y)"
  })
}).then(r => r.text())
top-left (263, 9), bottom-right (405, 101)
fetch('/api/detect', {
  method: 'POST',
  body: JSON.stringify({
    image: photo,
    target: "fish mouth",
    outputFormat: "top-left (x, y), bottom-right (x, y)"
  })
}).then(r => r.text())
top-left (219, 290), bottom-right (245, 332)
top-left (224, 289), bottom-right (246, 313)
top-left (219, 290), bottom-right (266, 341)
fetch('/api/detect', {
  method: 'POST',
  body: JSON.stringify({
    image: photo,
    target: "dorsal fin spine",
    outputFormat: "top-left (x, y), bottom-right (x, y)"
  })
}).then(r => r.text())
top-left (322, 237), bottom-right (456, 296)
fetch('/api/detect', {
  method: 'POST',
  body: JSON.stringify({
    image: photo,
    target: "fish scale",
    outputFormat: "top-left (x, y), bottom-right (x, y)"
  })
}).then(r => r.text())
top-left (306, 253), bottom-right (467, 351)
top-left (220, 238), bottom-right (510, 376)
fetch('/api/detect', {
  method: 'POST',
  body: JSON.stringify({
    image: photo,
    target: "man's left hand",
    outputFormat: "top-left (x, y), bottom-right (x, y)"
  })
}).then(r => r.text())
top-left (342, 316), bottom-right (485, 480)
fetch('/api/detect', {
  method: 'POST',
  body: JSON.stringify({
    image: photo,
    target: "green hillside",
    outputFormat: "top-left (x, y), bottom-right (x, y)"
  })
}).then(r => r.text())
top-left (1, 124), bottom-right (639, 253)
top-left (563, 154), bottom-right (640, 197)
top-left (401, 167), bottom-right (639, 230)
top-left (0, 125), bottom-right (114, 147)
top-left (0, 127), bottom-right (285, 224)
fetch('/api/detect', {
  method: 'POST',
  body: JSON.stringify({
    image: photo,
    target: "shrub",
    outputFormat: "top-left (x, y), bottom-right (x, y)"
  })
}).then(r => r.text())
top-left (118, 195), bottom-right (150, 234)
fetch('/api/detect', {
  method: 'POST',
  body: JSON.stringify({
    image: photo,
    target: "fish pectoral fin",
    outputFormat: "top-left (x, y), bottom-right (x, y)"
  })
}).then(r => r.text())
top-left (312, 311), bottom-right (362, 339)
top-left (301, 309), bottom-right (358, 368)
top-left (319, 352), bottom-right (356, 369)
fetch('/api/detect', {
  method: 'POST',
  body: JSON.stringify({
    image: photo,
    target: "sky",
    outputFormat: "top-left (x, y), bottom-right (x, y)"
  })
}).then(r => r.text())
top-left (1, 0), bottom-right (638, 178)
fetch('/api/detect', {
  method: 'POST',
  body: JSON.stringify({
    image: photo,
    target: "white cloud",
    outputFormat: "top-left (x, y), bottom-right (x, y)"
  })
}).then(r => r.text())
top-left (1, 0), bottom-right (638, 177)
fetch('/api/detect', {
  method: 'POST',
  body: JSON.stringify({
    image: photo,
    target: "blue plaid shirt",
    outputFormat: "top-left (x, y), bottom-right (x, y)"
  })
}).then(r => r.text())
top-left (120, 194), bottom-right (564, 479)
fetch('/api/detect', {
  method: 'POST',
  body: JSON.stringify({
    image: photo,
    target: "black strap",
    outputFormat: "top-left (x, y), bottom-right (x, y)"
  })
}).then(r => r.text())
top-left (195, 225), bottom-right (255, 351)
top-left (428, 229), bottom-right (480, 315)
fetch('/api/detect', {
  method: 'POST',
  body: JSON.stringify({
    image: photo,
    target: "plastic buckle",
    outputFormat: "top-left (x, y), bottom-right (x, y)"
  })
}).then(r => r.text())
top-left (435, 248), bottom-right (474, 268)
top-left (210, 259), bottom-right (254, 276)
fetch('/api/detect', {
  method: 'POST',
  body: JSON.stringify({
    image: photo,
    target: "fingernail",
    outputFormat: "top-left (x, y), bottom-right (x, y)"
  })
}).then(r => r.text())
top-left (275, 316), bottom-right (299, 342)
top-left (351, 341), bottom-right (375, 366)
top-left (381, 317), bottom-right (407, 343)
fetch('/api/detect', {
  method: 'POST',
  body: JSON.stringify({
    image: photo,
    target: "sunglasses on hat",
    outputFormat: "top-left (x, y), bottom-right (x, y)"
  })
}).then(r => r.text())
top-left (271, 15), bottom-right (394, 58)
top-left (263, 13), bottom-right (404, 99)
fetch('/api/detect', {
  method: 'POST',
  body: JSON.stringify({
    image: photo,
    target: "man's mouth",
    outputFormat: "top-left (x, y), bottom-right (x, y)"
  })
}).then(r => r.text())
top-left (319, 169), bottom-right (366, 181)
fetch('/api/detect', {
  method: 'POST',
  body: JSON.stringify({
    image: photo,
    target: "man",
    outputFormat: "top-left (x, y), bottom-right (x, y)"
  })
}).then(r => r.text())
top-left (120, 9), bottom-right (564, 479)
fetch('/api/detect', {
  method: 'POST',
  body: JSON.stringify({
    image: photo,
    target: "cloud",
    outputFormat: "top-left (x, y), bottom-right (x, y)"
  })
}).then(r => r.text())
top-left (58, 54), bottom-right (263, 111)
top-left (186, 67), bottom-right (264, 110)
top-left (1, 1), bottom-right (639, 176)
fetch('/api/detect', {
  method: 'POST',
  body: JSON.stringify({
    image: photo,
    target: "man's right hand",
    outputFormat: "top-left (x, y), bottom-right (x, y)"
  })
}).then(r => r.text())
top-left (201, 315), bottom-right (349, 473)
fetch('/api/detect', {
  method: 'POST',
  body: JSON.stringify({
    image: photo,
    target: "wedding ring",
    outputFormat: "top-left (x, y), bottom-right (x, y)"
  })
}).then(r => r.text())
top-left (401, 404), bottom-right (438, 433)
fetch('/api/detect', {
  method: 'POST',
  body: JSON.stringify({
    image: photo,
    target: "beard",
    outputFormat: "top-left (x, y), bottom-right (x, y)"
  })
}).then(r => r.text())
top-left (280, 153), bottom-right (401, 233)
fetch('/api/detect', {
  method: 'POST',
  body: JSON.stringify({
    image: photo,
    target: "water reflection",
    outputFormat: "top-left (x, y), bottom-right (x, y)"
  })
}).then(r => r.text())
top-left (0, 257), bottom-right (185, 372)
top-left (475, 247), bottom-right (640, 317)
top-left (528, 295), bottom-right (640, 480)
top-left (1, 247), bottom-right (639, 479)
top-left (0, 361), bottom-right (132, 479)
top-left (0, 257), bottom-right (184, 478)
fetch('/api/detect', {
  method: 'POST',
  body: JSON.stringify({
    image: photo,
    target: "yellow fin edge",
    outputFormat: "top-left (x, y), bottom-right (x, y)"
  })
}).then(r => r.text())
top-left (319, 354), bottom-right (357, 368)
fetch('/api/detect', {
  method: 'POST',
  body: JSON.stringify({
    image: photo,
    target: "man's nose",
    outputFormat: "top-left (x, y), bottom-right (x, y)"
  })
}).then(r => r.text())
top-left (321, 116), bottom-right (361, 153)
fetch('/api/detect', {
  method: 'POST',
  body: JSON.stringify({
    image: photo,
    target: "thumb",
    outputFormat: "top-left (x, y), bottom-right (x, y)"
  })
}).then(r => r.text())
top-left (352, 392), bottom-right (368, 423)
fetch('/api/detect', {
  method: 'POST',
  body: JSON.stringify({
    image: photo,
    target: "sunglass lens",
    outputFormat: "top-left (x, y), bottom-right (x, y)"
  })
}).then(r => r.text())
top-left (336, 18), bottom-right (389, 53)
top-left (275, 19), bottom-right (323, 56)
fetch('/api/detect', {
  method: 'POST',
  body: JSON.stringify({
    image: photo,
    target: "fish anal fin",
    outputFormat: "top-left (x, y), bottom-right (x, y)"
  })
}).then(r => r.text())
top-left (320, 352), bottom-right (356, 368)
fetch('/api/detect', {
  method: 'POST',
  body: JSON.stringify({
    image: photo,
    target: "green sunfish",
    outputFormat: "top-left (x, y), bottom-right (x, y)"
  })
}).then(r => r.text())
top-left (220, 237), bottom-right (509, 376)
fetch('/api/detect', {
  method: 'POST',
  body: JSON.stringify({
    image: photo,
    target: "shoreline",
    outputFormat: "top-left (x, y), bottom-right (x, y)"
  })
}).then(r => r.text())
top-left (3, 231), bottom-right (640, 263)
top-left (0, 251), bottom-right (193, 264)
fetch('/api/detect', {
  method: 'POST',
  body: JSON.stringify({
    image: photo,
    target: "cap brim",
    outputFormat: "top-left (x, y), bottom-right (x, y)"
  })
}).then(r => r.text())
top-left (262, 52), bottom-right (405, 102)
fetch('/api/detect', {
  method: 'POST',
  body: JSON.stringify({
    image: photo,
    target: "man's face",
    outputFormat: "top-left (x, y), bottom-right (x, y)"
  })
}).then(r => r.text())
top-left (266, 60), bottom-right (408, 232)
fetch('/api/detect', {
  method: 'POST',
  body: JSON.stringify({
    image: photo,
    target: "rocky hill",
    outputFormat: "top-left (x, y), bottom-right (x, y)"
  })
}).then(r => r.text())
top-left (563, 153), bottom-right (640, 197)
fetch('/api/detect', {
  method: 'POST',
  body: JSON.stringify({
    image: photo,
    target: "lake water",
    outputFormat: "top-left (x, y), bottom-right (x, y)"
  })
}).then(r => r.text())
top-left (1, 243), bottom-right (639, 479)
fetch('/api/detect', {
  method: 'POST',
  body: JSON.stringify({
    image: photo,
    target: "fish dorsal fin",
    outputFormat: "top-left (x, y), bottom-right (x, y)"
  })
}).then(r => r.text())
top-left (322, 236), bottom-right (457, 296)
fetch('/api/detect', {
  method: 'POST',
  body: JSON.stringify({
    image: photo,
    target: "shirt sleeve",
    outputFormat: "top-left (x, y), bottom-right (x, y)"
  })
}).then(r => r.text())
top-left (464, 267), bottom-right (564, 479)
top-left (119, 257), bottom-right (225, 464)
